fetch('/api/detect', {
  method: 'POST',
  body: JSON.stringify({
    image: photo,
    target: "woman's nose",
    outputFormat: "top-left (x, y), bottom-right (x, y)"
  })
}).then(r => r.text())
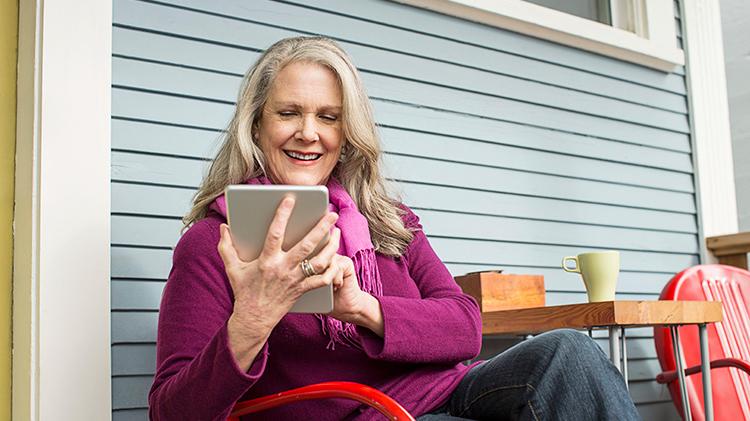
top-left (297, 114), bottom-right (320, 142)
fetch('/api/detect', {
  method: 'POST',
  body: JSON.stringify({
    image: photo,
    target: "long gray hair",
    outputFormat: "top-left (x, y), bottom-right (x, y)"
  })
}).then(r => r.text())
top-left (184, 36), bottom-right (413, 256)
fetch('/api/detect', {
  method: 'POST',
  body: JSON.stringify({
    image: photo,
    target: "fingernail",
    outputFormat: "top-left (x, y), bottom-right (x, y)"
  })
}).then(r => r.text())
top-left (280, 196), bottom-right (294, 209)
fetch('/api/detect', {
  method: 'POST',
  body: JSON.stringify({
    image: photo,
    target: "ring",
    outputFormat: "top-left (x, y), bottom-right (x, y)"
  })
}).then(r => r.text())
top-left (300, 259), bottom-right (317, 277)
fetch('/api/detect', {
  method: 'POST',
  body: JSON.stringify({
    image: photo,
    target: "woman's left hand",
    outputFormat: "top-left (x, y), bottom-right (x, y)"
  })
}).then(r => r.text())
top-left (329, 254), bottom-right (384, 336)
top-left (329, 255), bottom-right (364, 320)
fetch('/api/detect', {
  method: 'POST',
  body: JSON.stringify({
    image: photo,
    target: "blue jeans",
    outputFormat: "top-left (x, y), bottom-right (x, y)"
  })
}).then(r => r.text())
top-left (418, 329), bottom-right (640, 420)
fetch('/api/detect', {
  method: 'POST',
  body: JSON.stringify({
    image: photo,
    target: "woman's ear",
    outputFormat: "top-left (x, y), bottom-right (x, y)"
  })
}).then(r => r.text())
top-left (252, 117), bottom-right (261, 142)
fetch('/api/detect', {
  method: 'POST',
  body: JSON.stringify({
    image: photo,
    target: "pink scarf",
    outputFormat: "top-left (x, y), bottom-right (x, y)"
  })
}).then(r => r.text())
top-left (210, 177), bottom-right (382, 349)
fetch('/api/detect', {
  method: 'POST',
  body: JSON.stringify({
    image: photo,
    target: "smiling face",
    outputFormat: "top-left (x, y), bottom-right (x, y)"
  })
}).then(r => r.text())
top-left (256, 61), bottom-right (344, 186)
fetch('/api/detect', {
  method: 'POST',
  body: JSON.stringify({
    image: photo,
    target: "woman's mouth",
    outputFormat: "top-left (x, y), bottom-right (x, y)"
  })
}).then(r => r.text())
top-left (284, 150), bottom-right (322, 161)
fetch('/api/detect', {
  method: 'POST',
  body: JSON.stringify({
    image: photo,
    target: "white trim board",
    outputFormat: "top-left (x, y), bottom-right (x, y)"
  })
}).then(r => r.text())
top-left (13, 0), bottom-right (112, 419)
top-left (392, 0), bottom-right (685, 71)
top-left (680, 0), bottom-right (738, 262)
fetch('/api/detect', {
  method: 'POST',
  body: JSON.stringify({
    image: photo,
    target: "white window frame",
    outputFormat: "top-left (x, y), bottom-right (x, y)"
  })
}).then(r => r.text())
top-left (392, 0), bottom-right (685, 71)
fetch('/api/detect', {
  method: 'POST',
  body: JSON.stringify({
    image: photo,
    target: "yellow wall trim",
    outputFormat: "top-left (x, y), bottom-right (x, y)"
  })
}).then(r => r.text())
top-left (1, 0), bottom-right (19, 418)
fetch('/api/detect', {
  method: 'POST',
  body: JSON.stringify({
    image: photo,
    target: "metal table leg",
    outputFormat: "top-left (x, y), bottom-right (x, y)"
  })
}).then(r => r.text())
top-left (699, 323), bottom-right (713, 421)
top-left (609, 326), bottom-right (621, 371)
top-left (621, 327), bottom-right (628, 390)
top-left (671, 325), bottom-right (692, 421)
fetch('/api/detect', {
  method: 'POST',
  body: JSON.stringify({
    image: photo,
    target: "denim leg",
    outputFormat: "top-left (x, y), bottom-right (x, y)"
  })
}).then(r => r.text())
top-left (444, 329), bottom-right (640, 420)
top-left (416, 414), bottom-right (473, 421)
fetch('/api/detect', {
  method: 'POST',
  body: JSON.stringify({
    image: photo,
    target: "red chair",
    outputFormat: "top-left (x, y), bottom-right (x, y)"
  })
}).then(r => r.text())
top-left (227, 381), bottom-right (416, 420)
top-left (654, 264), bottom-right (750, 420)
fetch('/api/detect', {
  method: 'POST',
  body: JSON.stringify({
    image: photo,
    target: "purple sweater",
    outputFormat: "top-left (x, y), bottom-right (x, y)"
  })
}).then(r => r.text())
top-left (148, 207), bottom-right (483, 420)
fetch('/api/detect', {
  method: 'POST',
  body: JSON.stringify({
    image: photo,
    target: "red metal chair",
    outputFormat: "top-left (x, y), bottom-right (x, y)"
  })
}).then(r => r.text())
top-left (654, 264), bottom-right (750, 420)
top-left (227, 381), bottom-right (416, 420)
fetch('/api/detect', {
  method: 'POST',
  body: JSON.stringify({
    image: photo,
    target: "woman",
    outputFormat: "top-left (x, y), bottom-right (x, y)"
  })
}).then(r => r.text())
top-left (148, 36), bottom-right (639, 420)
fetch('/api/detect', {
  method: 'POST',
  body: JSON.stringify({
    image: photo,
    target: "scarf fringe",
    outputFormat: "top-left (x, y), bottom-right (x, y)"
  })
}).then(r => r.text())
top-left (318, 249), bottom-right (381, 350)
top-left (353, 249), bottom-right (382, 297)
top-left (318, 315), bottom-right (362, 351)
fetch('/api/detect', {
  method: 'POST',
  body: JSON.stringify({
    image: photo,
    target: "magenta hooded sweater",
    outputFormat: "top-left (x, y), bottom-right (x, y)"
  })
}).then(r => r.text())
top-left (148, 207), bottom-right (483, 420)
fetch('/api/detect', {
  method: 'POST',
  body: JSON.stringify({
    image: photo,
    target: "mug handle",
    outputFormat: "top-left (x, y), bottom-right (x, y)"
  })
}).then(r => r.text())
top-left (562, 256), bottom-right (580, 273)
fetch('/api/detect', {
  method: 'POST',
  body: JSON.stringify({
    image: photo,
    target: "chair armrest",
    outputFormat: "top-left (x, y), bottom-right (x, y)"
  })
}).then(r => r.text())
top-left (228, 381), bottom-right (415, 421)
top-left (656, 357), bottom-right (750, 384)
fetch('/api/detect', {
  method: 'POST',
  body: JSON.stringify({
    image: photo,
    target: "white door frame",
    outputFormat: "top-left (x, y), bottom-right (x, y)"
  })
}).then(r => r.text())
top-left (14, 0), bottom-right (112, 419)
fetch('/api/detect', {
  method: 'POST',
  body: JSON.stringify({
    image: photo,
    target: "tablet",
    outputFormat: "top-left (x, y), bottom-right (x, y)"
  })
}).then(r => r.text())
top-left (225, 184), bottom-right (333, 314)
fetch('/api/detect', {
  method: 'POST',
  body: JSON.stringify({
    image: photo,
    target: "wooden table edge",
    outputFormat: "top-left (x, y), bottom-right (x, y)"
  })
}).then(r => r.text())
top-left (481, 300), bottom-right (723, 336)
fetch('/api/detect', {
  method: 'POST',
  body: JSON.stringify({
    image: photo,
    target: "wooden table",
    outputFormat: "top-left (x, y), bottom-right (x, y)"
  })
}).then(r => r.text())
top-left (481, 300), bottom-right (722, 335)
top-left (480, 301), bottom-right (723, 421)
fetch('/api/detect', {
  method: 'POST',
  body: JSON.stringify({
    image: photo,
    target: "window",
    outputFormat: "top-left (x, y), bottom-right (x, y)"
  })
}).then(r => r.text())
top-left (526, 0), bottom-right (649, 37)
top-left (392, 0), bottom-right (683, 71)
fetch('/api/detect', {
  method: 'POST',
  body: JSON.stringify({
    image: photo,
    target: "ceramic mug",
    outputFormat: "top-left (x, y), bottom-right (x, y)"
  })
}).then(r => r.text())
top-left (562, 251), bottom-right (620, 302)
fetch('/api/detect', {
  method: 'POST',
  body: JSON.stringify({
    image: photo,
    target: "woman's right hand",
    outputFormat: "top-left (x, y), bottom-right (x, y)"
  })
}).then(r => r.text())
top-left (217, 196), bottom-right (340, 369)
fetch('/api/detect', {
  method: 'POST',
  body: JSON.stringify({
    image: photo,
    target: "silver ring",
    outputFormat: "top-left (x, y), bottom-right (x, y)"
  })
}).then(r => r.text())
top-left (300, 259), bottom-right (317, 277)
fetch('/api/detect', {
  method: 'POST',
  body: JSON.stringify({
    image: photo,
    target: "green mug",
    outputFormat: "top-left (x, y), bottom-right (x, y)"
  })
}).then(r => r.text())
top-left (562, 251), bottom-right (620, 302)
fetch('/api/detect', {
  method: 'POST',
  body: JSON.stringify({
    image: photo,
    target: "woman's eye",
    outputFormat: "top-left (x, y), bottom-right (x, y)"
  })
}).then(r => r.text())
top-left (279, 111), bottom-right (297, 117)
top-left (320, 114), bottom-right (338, 122)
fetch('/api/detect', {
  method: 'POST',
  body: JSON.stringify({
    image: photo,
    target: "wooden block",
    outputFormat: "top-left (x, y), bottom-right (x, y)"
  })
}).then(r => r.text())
top-left (706, 232), bottom-right (750, 256)
top-left (455, 272), bottom-right (545, 312)
top-left (718, 254), bottom-right (749, 270)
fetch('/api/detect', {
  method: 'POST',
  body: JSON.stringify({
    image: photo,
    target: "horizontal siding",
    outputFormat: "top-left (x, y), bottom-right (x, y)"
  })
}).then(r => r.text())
top-left (112, 149), bottom-right (696, 212)
top-left (112, 1), bottom-right (691, 148)
top-left (111, 0), bottom-right (692, 419)
top-left (111, 242), bottom-right (697, 281)
top-left (113, 101), bottom-right (695, 172)
top-left (110, 279), bottom-right (671, 315)
top-left (113, 408), bottom-right (149, 421)
top-left (113, 181), bottom-right (698, 233)
top-left (112, 95), bottom-right (694, 190)
top-left (110, 247), bottom-right (682, 296)
top-left (113, 211), bottom-right (699, 254)
top-left (160, 0), bottom-right (689, 94)
top-left (115, 0), bottom-right (688, 110)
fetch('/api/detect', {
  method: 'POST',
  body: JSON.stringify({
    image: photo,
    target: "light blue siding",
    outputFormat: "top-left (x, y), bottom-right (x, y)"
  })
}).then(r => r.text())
top-left (111, 0), bottom-right (693, 419)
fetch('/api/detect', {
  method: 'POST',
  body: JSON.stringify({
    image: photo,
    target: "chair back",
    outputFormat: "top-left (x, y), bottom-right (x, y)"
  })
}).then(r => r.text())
top-left (654, 264), bottom-right (750, 420)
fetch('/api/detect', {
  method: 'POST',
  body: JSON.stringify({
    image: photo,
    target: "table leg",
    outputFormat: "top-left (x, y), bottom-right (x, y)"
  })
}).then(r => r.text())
top-left (671, 325), bottom-right (692, 421)
top-left (609, 326), bottom-right (621, 371)
top-left (621, 327), bottom-right (628, 390)
top-left (588, 328), bottom-right (593, 338)
top-left (699, 323), bottom-right (713, 421)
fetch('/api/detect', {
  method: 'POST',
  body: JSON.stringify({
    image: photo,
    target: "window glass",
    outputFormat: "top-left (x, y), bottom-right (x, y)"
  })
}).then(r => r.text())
top-left (524, 0), bottom-right (612, 25)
